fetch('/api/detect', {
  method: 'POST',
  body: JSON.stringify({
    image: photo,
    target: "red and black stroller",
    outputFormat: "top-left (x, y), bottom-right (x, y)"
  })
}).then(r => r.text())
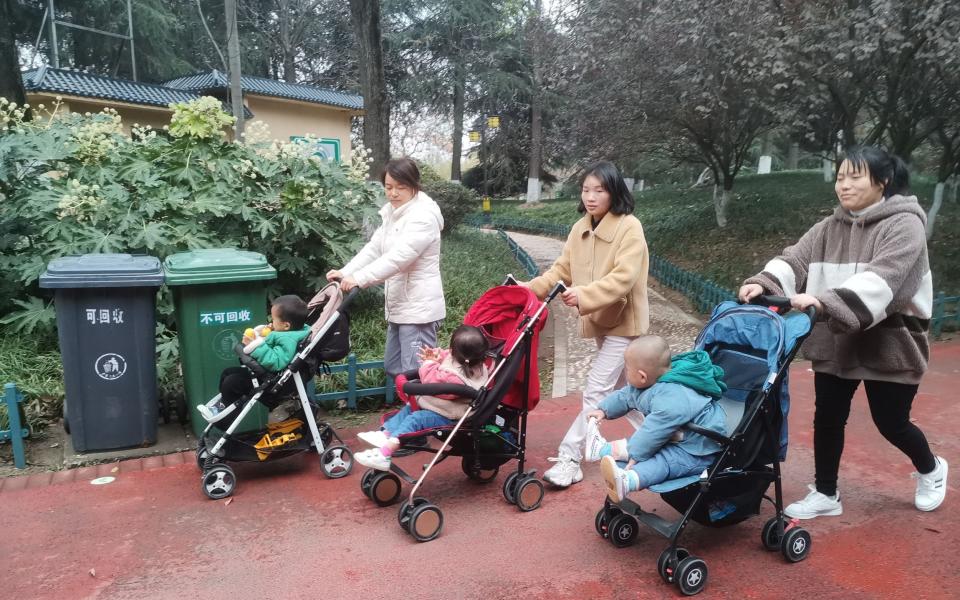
top-left (195, 283), bottom-right (359, 499)
top-left (358, 277), bottom-right (565, 541)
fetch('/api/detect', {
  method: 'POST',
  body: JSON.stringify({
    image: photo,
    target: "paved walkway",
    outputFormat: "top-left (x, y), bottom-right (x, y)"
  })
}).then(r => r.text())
top-left (505, 231), bottom-right (702, 398)
top-left (1, 340), bottom-right (958, 599)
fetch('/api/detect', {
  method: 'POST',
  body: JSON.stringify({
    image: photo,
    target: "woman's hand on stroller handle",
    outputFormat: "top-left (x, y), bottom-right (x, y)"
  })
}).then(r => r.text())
top-left (546, 281), bottom-right (568, 303)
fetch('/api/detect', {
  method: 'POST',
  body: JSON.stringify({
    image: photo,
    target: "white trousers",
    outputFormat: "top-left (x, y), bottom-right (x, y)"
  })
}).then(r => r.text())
top-left (557, 335), bottom-right (643, 461)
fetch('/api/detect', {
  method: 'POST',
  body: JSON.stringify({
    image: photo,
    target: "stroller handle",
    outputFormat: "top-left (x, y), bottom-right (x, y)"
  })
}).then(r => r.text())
top-left (749, 294), bottom-right (817, 322)
top-left (545, 281), bottom-right (567, 303)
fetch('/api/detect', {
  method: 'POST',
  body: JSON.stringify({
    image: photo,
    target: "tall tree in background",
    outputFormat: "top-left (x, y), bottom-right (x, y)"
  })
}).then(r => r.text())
top-left (524, 0), bottom-right (544, 203)
top-left (390, 0), bottom-right (508, 180)
top-left (1, 0), bottom-right (27, 106)
top-left (225, 0), bottom-right (245, 137)
top-left (350, 0), bottom-right (390, 177)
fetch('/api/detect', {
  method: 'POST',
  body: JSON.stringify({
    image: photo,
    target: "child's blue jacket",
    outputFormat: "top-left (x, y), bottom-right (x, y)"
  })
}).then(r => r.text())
top-left (599, 382), bottom-right (727, 461)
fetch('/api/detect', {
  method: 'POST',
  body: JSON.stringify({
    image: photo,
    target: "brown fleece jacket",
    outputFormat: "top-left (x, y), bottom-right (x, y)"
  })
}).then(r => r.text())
top-left (745, 195), bottom-right (933, 384)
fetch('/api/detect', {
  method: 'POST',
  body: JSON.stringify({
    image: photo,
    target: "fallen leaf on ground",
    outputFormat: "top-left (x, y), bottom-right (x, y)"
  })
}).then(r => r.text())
top-left (89, 568), bottom-right (96, 577)
top-left (924, 527), bottom-right (941, 534)
top-left (225, 498), bottom-right (233, 506)
top-left (111, 466), bottom-right (119, 473)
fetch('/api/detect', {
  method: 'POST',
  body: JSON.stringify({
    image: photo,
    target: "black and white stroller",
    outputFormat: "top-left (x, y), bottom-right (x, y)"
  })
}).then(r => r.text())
top-left (358, 278), bottom-right (565, 542)
top-left (196, 283), bottom-right (359, 499)
top-left (593, 296), bottom-right (816, 595)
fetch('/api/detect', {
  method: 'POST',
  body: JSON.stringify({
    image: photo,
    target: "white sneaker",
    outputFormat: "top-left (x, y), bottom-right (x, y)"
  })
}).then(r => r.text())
top-left (357, 430), bottom-right (390, 448)
top-left (913, 456), bottom-right (948, 512)
top-left (355, 448), bottom-right (391, 471)
top-left (543, 455), bottom-right (583, 487)
top-left (583, 418), bottom-right (608, 463)
top-left (600, 456), bottom-right (630, 502)
top-left (784, 484), bottom-right (843, 519)
top-left (197, 402), bottom-right (236, 424)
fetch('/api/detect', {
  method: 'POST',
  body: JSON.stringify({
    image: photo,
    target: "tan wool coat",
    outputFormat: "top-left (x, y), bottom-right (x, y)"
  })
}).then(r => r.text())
top-left (527, 212), bottom-right (650, 338)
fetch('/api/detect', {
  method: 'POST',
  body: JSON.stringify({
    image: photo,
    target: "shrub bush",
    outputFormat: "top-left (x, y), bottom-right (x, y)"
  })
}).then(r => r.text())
top-left (417, 162), bottom-right (480, 236)
top-left (0, 97), bottom-right (381, 329)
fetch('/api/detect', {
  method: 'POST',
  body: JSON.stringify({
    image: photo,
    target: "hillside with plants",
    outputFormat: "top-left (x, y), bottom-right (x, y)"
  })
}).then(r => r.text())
top-left (487, 171), bottom-right (959, 296)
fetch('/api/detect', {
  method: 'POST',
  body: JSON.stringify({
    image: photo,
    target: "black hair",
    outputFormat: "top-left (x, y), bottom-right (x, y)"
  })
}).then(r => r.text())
top-left (272, 294), bottom-right (308, 329)
top-left (839, 145), bottom-right (910, 198)
top-left (449, 325), bottom-right (489, 379)
top-left (381, 157), bottom-right (421, 194)
top-left (576, 161), bottom-right (635, 215)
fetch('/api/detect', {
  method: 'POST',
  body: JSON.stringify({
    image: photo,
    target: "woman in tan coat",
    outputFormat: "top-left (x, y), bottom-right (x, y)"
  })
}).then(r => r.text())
top-left (525, 161), bottom-right (650, 487)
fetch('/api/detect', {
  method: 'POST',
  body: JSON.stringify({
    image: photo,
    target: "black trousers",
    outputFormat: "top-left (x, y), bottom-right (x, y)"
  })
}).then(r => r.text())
top-left (813, 372), bottom-right (937, 496)
top-left (219, 366), bottom-right (254, 407)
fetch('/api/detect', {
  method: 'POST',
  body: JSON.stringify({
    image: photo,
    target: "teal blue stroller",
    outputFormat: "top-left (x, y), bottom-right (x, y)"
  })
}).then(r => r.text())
top-left (594, 296), bottom-right (816, 596)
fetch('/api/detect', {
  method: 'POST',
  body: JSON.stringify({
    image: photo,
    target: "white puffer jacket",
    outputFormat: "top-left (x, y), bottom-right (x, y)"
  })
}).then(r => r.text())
top-left (340, 191), bottom-right (446, 324)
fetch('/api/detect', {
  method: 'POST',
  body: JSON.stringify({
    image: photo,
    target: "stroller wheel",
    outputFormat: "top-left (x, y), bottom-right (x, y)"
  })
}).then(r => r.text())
top-left (761, 516), bottom-right (785, 551)
top-left (398, 496), bottom-right (429, 527)
top-left (201, 465), bottom-right (236, 500)
top-left (407, 502), bottom-right (443, 542)
top-left (675, 556), bottom-right (708, 596)
top-left (360, 468), bottom-right (377, 499)
top-left (195, 446), bottom-right (212, 471)
top-left (320, 445), bottom-right (353, 479)
top-left (594, 505), bottom-right (622, 538)
top-left (369, 471), bottom-right (402, 507)
top-left (656, 547), bottom-right (690, 583)
top-left (780, 527), bottom-right (811, 563)
top-left (514, 476), bottom-right (545, 512)
top-left (607, 513), bottom-right (639, 548)
top-left (461, 458), bottom-right (499, 483)
top-left (502, 472), bottom-right (520, 504)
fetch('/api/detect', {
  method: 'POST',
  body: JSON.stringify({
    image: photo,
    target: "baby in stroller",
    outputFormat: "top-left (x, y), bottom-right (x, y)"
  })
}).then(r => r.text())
top-left (198, 294), bottom-right (311, 424)
top-left (354, 325), bottom-right (491, 471)
top-left (581, 335), bottom-right (728, 502)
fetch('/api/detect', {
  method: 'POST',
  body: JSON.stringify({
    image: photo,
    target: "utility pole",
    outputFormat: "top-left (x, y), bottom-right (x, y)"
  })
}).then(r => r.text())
top-left (225, 0), bottom-right (244, 138)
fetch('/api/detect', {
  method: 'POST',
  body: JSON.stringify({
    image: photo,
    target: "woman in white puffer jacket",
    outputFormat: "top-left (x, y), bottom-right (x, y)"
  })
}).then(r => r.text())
top-left (327, 157), bottom-right (446, 378)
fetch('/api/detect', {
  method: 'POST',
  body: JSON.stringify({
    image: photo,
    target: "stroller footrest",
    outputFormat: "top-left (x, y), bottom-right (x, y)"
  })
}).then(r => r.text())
top-left (620, 498), bottom-right (679, 538)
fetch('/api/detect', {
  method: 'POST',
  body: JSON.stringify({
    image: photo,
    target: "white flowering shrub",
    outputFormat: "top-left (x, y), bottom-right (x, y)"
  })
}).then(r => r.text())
top-left (0, 97), bottom-right (381, 335)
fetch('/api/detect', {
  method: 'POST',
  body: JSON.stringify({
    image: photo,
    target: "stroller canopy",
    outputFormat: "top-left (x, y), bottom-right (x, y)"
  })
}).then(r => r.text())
top-left (695, 301), bottom-right (811, 392)
top-left (464, 285), bottom-right (548, 410)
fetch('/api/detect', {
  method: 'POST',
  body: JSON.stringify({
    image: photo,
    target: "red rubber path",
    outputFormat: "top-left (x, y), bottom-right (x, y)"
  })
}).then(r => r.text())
top-left (2, 340), bottom-right (958, 599)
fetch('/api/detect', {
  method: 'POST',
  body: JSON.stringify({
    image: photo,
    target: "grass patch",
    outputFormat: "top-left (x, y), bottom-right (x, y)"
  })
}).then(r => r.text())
top-left (489, 171), bottom-right (959, 294)
top-left (0, 335), bottom-right (64, 430)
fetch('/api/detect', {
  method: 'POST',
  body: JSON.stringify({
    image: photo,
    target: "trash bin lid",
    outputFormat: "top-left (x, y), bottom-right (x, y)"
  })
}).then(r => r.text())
top-left (39, 254), bottom-right (164, 288)
top-left (163, 248), bottom-right (277, 285)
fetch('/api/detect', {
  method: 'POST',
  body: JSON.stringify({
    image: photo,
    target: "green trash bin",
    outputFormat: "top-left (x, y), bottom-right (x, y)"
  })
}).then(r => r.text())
top-left (164, 249), bottom-right (277, 437)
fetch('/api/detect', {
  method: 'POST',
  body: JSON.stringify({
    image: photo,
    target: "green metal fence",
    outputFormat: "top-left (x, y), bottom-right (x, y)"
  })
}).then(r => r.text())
top-left (1, 383), bottom-right (28, 469)
top-left (311, 354), bottom-right (394, 410)
top-left (932, 292), bottom-right (960, 339)
top-left (497, 230), bottom-right (541, 278)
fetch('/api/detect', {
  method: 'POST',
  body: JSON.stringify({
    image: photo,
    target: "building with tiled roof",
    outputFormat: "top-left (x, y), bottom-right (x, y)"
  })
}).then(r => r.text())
top-left (23, 67), bottom-right (362, 160)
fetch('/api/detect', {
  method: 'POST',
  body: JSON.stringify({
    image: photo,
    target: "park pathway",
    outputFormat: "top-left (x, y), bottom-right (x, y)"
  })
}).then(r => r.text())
top-left (504, 231), bottom-right (703, 398)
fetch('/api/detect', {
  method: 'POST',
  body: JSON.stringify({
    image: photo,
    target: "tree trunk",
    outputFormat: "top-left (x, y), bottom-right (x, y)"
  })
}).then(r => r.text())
top-left (450, 64), bottom-right (465, 181)
top-left (787, 141), bottom-right (799, 170)
top-left (525, 0), bottom-right (543, 204)
top-left (822, 157), bottom-right (833, 182)
top-left (278, 0), bottom-right (296, 83)
top-left (714, 175), bottom-right (734, 228)
top-left (926, 181), bottom-right (944, 241)
top-left (0, 0), bottom-right (28, 108)
top-left (225, 0), bottom-right (245, 138)
top-left (349, 0), bottom-right (390, 178)
top-left (526, 94), bottom-right (542, 203)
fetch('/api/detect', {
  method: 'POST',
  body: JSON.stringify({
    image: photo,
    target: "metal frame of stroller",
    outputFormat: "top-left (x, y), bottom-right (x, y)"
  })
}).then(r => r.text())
top-left (196, 284), bottom-right (360, 500)
top-left (594, 296), bottom-right (816, 596)
top-left (359, 277), bottom-right (566, 542)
